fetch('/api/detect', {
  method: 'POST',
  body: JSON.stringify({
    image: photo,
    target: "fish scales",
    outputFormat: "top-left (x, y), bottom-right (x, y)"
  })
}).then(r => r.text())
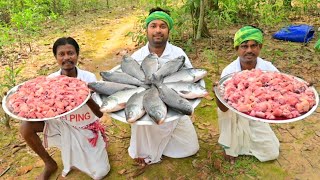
top-left (143, 86), bottom-right (167, 124)
top-left (121, 55), bottom-right (145, 82)
top-left (157, 83), bottom-right (194, 115)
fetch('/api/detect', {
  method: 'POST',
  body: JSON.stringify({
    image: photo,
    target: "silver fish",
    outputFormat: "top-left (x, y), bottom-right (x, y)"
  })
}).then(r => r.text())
top-left (164, 82), bottom-right (208, 99)
top-left (143, 86), bottom-right (167, 124)
top-left (125, 90), bottom-right (148, 123)
top-left (121, 55), bottom-right (145, 82)
top-left (163, 68), bottom-right (207, 83)
top-left (100, 71), bottom-right (144, 86)
top-left (141, 53), bottom-right (159, 84)
top-left (100, 87), bottom-right (145, 113)
top-left (156, 83), bottom-right (194, 115)
top-left (153, 56), bottom-right (185, 79)
top-left (88, 81), bottom-right (136, 96)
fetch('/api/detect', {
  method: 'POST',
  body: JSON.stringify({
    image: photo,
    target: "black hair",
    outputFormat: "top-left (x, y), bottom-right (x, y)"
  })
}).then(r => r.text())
top-left (53, 37), bottom-right (80, 57)
top-left (149, 7), bottom-right (171, 15)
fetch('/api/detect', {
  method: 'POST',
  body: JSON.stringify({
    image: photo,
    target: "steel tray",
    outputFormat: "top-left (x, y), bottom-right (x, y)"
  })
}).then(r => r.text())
top-left (2, 82), bottom-right (91, 121)
top-left (107, 65), bottom-right (205, 125)
top-left (214, 71), bottom-right (319, 123)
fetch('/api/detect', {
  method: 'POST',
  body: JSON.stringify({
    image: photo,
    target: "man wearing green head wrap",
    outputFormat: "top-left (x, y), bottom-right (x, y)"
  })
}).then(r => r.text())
top-left (214, 26), bottom-right (280, 164)
top-left (128, 7), bottom-right (199, 166)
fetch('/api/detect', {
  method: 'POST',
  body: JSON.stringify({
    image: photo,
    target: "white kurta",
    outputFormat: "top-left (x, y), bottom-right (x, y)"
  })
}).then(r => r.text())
top-left (44, 67), bottom-right (110, 179)
top-left (128, 42), bottom-right (199, 164)
top-left (218, 57), bottom-right (280, 162)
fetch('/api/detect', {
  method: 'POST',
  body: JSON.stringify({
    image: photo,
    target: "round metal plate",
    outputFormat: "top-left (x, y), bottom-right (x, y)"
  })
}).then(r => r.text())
top-left (214, 71), bottom-right (319, 123)
top-left (2, 82), bottom-right (91, 121)
top-left (107, 65), bottom-right (204, 125)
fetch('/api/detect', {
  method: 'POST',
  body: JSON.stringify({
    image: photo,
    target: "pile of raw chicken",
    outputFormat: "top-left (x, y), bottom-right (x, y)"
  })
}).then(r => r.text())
top-left (7, 75), bottom-right (90, 119)
top-left (222, 69), bottom-right (316, 120)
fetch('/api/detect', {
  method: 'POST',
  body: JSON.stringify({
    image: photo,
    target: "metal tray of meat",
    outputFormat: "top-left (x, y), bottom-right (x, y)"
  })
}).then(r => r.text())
top-left (214, 71), bottom-right (319, 123)
top-left (2, 82), bottom-right (91, 121)
top-left (107, 65), bottom-right (205, 125)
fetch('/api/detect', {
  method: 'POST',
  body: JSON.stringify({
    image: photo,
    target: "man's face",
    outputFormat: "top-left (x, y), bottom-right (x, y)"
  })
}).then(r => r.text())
top-left (55, 44), bottom-right (78, 71)
top-left (146, 19), bottom-right (169, 47)
top-left (236, 40), bottom-right (262, 63)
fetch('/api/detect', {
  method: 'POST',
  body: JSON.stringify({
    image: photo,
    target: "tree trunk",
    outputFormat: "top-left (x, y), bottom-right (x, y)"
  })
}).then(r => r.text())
top-left (196, 0), bottom-right (205, 40)
top-left (208, 0), bottom-right (219, 11)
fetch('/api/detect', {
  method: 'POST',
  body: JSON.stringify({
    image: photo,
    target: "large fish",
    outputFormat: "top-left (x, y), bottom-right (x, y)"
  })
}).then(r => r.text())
top-left (100, 87), bottom-right (145, 113)
top-left (141, 53), bottom-right (159, 84)
top-left (143, 86), bottom-right (167, 124)
top-left (100, 71), bottom-right (144, 87)
top-left (88, 81), bottom-right (136, 96)
top-left (121, 55), bottom-right (145, 82)
top-left (125, 90), bottom-right (148, 123)
top-left (163, 68), bottom-right (207, 83)
top-left (156, 83), bottom-right (194, 115)
top-left (153, 56), bottom-right (185, 80)
top-left (165, 82), bottom-right (208, 99)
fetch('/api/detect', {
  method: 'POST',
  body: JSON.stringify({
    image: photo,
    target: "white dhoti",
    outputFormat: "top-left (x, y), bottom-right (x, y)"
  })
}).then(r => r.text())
top-left (217, 109), bottom-right (280, 162)
top-left (128, 115), bottom-right (199, 164)
top-left (43, 120), bottom-right (110, 180)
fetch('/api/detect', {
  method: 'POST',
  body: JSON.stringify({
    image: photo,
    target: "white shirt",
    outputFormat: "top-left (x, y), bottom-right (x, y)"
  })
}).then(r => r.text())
top-left (218, 57), bottom-right (280, 162)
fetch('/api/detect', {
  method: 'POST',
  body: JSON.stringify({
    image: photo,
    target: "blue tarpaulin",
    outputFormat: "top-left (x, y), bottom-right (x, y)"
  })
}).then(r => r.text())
top-left (273, 24), bottom-right (314, 43)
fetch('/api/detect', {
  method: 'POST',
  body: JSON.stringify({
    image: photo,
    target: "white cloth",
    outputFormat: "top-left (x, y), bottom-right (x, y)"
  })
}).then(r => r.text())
top-left (218, 57), bottom-right (280, 162)
top-left (44, 67), bottom-right (110, 179)
top-left (128, 42), bottom-right (199, 164)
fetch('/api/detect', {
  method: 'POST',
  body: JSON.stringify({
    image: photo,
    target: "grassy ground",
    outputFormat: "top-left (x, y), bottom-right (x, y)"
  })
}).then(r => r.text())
top-left (1, 5), bottom-right (320, 180)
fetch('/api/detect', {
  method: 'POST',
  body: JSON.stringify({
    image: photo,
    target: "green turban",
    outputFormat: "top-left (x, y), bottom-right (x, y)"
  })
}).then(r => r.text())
top-left (234, 26), bottom-right (263, 48)
top-left (145, 11), bottom-right (174, 30)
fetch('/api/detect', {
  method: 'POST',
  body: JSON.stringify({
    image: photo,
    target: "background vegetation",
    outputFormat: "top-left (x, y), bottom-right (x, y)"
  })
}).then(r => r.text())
top-left (0, 0), bottom-right (319, 179)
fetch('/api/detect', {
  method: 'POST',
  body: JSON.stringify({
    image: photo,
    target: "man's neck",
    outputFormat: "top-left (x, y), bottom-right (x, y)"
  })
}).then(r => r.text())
top-left (61, 67), bottom-right (77, 77)
top-left (240, 60), bottom-right (257, 71)
top-left (148, 43), bottom-right (166, 57)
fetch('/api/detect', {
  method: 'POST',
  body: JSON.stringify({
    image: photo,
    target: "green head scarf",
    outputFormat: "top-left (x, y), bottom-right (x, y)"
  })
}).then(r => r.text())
top-left (145, 11), bottom-right (174, 30)
top-left (234, 26), bottom-right (263, 48)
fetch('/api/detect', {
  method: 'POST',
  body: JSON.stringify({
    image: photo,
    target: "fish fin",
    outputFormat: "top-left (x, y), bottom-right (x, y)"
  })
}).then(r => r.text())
top-left (179, 90), bottom-right (191, 95)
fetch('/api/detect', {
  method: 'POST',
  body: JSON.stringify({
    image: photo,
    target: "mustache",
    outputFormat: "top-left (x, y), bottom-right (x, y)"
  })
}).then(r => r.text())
top-left (62, 61), bottom-right (74, 65)
top-left (245, 52), bottom-right (255, 56)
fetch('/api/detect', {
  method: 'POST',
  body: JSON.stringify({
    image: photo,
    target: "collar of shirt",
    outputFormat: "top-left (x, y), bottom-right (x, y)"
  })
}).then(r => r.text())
top-left (141, 41), bottom-right (172, 58)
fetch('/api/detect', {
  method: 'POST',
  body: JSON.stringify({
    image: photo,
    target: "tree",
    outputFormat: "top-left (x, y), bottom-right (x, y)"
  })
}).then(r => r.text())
top-left (189, 0), bottom-right (211, 39)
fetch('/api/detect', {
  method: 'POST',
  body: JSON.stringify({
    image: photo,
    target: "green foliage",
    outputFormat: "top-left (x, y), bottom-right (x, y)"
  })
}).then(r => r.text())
top-left (0, 24), bottom-right (15, 55)
top-left (202, 48), bottom-right (220, 75)
top-left (126, 14), bottom-right (147, 47)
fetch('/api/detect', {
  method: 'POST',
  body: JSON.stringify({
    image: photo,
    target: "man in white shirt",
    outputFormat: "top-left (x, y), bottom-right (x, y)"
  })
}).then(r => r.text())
top-left (215, 26), bottom-right (280, 164)
top-left (20, 37), bottom-right (110, 179)
top-left (128, 7), bottom-right (199, 166)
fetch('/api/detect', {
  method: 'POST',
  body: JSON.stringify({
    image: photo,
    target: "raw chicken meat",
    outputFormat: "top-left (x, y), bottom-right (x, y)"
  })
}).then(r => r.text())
top-left (222, 69), bottom-right (316, 120)
top-left (7, 75), bottom-right (90, 119)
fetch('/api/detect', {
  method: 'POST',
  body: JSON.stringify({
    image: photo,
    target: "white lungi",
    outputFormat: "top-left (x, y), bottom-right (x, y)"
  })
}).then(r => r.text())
top-left (128, 116), bottom-right (199, 164)
top-left (218, 57), bottom-right (280, 161)
top-left (43, 68), bottom-right (110, 179)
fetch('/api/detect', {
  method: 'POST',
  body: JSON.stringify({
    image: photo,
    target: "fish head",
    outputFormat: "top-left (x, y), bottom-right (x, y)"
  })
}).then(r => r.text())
top-left (125, 105), bottom-right (144, 123)
top-left (178, 99), bottom-right (194, 115)
top-left (149, 105), bottom-right (167, 124)
top-left (100, 97), bottom-right (119, 113)
top-left (189, 84), bottom-right (209, 97)
top-left (191, 69), bottom-right (207, 82)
